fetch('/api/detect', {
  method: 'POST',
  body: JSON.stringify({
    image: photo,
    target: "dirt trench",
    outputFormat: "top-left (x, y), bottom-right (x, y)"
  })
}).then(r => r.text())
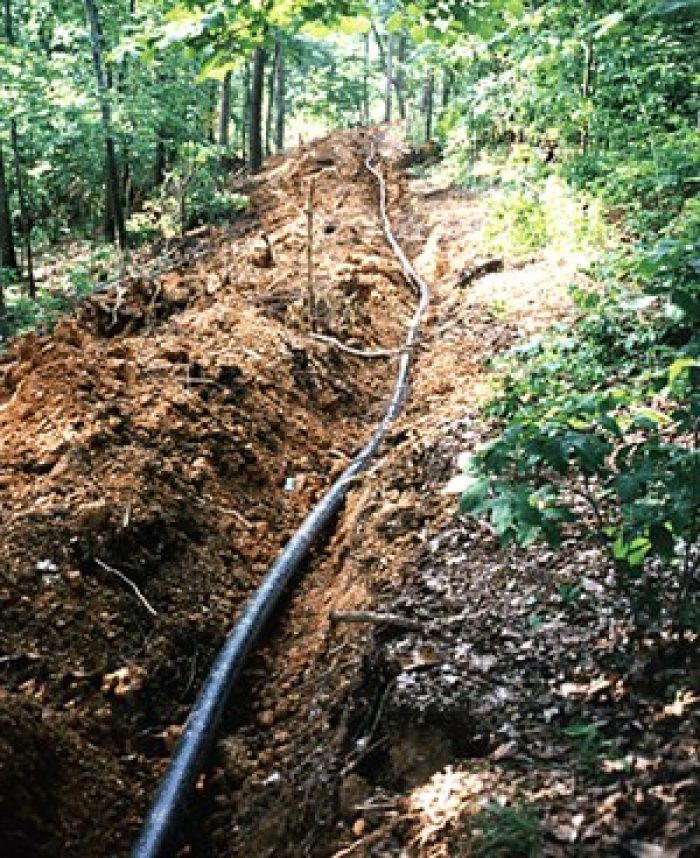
top-left (193, 138), bottom-right (698, 858)
top-left (0, 128), bottom-right (418, 858)
top-left (4, 128), bottom-right (697, 858)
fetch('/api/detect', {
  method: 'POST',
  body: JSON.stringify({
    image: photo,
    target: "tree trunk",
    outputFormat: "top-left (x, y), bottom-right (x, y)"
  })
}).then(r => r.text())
top-left (153, 138), bottom-right (166, 186)
top-left (218, 70), bottom-right (232, 148)
top-left (84, 0), bottom-right (126, 251)
top-left (265, 50), bottom-right (275, 156)
top-left (103, 157), bottom-right (115, 242)
top-left (10, 123), bottom-right (34, 297)
top-left (581, 38), bottom-right (594, 154)
top-left (273, 41), bottom-right (285, 153)
top-left (396, 34), bottom-right (407, 120)
top-left (423, 70), bottom-right (435, 142)
top-left (362, 33), bottom-right (370, 125)
top-left (241, 60), bottom-right (251, 163)
top-left (0, 141), bottom-right (18, 278)
top-left (5, 0), bottom-right (33, 296)
top-left (249, 46), bottom-right (265, 174)
top-left (442, 68), bottom-right (454, 109)
top-left (372, 23), bottom-right (405, 124)
top-left (384, 33), bottom-right (393, 122)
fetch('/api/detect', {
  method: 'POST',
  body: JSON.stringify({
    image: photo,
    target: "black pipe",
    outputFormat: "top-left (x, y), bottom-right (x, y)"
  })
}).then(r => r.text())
top-left (130, 145), bottom-right (430, 858)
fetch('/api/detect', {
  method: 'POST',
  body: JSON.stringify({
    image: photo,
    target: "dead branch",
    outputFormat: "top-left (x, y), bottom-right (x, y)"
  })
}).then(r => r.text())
top-left (331, 814), bottom-right (411, 858)
top-left (312, 333), bottom-right (408, 359)
top-left (330, 609), bottom-right (424, 632)
top-left (456, 257), bottom-right (504, 288)
top-left (95, 558), bottom-right (158, 617)
top-left (214, 506), bottom-right (254, 528)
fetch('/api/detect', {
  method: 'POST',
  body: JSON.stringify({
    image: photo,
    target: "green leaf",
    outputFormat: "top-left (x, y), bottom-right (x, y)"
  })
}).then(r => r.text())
top-left (338, 16), bottom-right (371, 36)
top-left (459, 477), bottom-right (491, 512)
top-left (386, 11), bottom-right (405, 33)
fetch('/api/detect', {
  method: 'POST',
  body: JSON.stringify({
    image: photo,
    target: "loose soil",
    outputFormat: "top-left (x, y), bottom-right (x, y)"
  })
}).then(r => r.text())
top-left (1, 128), bottom-right (697, 858)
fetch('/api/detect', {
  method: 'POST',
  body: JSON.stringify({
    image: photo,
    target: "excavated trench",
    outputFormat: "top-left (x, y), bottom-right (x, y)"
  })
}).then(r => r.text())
top-left (0, 128), bottom-right (423, 858)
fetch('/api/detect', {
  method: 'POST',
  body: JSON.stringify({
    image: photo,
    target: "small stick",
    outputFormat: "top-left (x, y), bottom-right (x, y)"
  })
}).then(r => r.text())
top-left (215, 507), bottom-right (254, 528)
top-left (330, 609), bottom-right (424, 632)
top-left (306, 176), bottom-right (317, 332)
top-left (312, 333), bottom-right (408, 359)
top-left (331, 814), bottom-right (410, 858)
top-left (95, 558), bottom-right (158, 617)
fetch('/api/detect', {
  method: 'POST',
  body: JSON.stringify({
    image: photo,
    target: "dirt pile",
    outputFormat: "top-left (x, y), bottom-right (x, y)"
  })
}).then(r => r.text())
top-left (0, 128), bottom-right (415, 857)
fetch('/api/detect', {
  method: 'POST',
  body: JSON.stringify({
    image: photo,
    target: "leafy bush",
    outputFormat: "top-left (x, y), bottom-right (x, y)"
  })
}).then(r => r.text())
top-left (483, 154), bottom-right (608, 259)
top-left (453, 257), bottom-right (699, 629)
top-left (127, 143), bottom-right (248, 241)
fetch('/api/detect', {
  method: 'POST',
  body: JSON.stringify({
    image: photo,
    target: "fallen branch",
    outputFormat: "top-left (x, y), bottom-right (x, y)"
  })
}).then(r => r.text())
top-left (95, 558), bottom-right (158, 617)
top-left (214, 507), bottom-right (254, 529)
top-left (331, 814), bottom-right (411, 858)
top-left (330, 609), bottom-right (424, 632)
top-left (456, 257), bottom-right (504, 288)
top-left (312, 333), bottom-right (408, 359)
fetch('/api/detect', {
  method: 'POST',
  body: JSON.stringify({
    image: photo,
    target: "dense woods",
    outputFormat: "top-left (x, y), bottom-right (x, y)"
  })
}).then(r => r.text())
top-left (0, 0), bottom-right (698, 855)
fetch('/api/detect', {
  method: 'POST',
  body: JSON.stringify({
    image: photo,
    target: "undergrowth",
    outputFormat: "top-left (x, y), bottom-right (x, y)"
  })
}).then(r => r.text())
top-left (446, 139), bottom-right (700, 633)
top-left (470, 803), bottom-right (543, 858)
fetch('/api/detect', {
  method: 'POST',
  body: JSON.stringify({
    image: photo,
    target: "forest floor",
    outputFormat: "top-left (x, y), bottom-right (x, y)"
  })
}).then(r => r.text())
top-left (0, 128), bottom-right (697, 858)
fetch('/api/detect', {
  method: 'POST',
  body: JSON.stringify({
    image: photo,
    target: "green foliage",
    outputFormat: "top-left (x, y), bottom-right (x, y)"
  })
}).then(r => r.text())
top-left (127, 143), bottom-right (248, 240)
top-left (470, 803), bottom-right (542, 858)
top-left (456, 264), bottom-right (699, 627)
top-left (562, 722), bottom-right (616, 774)
top-left (435, 0), bottom-right (700, 632)
top-left (483, 157), bottom-right (608, 259)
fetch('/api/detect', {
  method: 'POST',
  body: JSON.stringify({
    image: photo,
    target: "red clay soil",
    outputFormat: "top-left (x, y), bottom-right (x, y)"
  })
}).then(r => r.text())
top-left (0, 128), bottom-right (415, 857)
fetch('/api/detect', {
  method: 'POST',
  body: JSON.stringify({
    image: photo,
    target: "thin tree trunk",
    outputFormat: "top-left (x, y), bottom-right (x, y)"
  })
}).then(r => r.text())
top-left (273, 40), bottom-right (285, 153)
top-left (396, 34), bottom-right (407, 120)
top-left (384, 33), bottom-right (393, 122)
top-left (208, 80), bottom-right (217, 143)
top-left (265, 50), bottom-right (275, 156)
top-left (241, 60), bottom-right (251, 163)
top-left (442, 68), bottom-right (454, 109)
top-left (153, 138), bottom-right (166, 187)
top-left (5, 0), bottom-right (33, 296)
top-left (103, 158), bottom-right (115, 242)
top-left (84, 0), bottom-right (126, 251)
top-left (362, 33), bottom-right (370, 125)
top-left (249, 46), bottom-right (265, 174)
top-left (581, 38), bottom-right (594, 154)
top-left (0, 141), bottom-right (18, 279)
top-left (122, 150), bottom-right (132, 219)
top-left (10, 122), bottom-right (34, 297)
top-left (423, 71), bottom-right (434, 141)
top-left (218, 69), bottom-right (232, 148)
top-left (372, 23), bottom-right (404, 124)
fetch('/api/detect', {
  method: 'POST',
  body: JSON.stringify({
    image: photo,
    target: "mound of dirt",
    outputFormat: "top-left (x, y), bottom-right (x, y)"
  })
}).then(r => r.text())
top-left (0, 128), bottom-right (416, 856)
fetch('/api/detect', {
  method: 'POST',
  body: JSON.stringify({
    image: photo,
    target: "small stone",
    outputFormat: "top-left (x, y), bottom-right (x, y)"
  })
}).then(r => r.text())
top-left (258, 709), bottom-right (275, 728)
top-left (162, 724), bottom-right (183, 753)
